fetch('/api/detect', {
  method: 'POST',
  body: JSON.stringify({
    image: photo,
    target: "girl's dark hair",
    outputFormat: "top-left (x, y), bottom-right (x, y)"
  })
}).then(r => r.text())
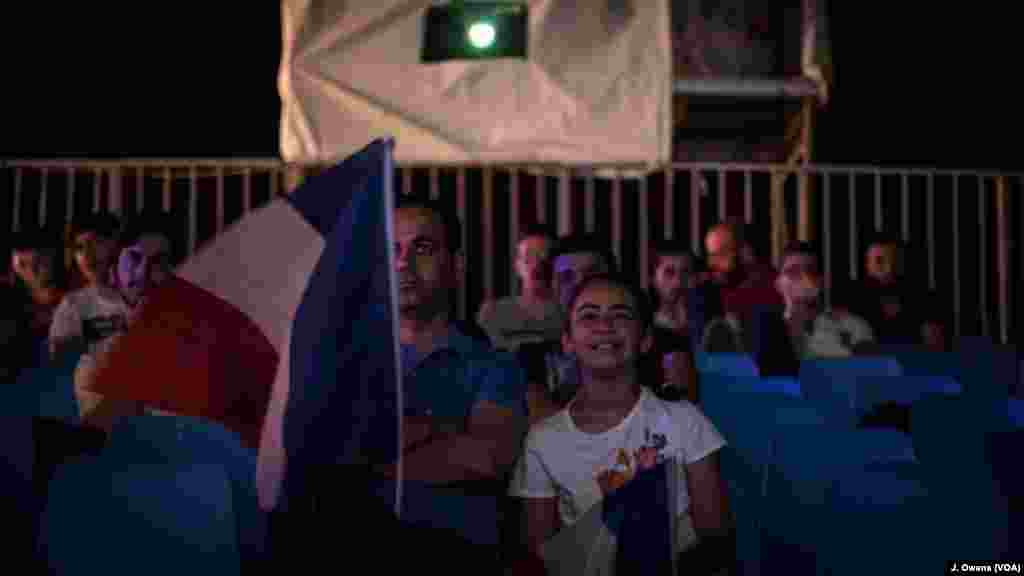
top-left (563, 273), bottom-right (653, 334)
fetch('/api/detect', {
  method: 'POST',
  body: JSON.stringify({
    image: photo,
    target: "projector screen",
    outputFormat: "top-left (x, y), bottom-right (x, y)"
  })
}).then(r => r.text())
top-left (279, 0), bottom-right (673, 168)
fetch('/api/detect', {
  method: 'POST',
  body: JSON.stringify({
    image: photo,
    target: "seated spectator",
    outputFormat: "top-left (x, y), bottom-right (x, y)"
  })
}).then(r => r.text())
top-left (648, 326), bottom-right (699, 403)
top-left (368, 197), bottom-right (527, 563)
top-left (775, 242), bottom-right (874, 359)
top-left (477, 227), bottom-right (560, 352)
top-left (10, 229), bottom-right (67, 348)
top-left (846, 233), bottom-right (947, 351)
top-left (649, 240), bottom-right (698, 334)
top-left (510, 273), bottom-right (731, 573)
top-left (47, 213), bottom-right (131, 423)
top-left (0, 283), bottom-right (33, 383)
top-left (687, 223), bottom-right (787, 364)
top-left (113, 215), bottom-right (175, 313)
top-left (518, 234), bottom-right (617, 422)
top-left (89, 214), bottom-right (276, 446)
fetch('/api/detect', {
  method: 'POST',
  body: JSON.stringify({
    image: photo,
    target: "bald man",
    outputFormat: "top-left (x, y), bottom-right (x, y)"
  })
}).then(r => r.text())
top-left (688, 224), bottom-right (790, 369)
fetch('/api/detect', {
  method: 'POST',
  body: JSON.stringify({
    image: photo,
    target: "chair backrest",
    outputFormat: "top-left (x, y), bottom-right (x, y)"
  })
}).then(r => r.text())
top-left (909, 394), bottom-right (1010, 482)
top-left (40, 459), bottom-right (241, 576)
top-left (799, 357), bottom-right (903, 413)
top-left (799, 357), bottom-right (903, 383)
top-left (771, 427), bottom-right (917, 484)
top-left (717, 375), bottom-right (802, 398)
top-left (0, 417), bottom-right (37, 565)
top-left (2, 352), bottom-right (81, 423)
top-left (853, 376), bottom-right (962, 417)
top-left (958, 347), bottom-right (1018, 399)
top-left (1008, 398), bottom-right (1024, 428)
top-left (699, 353), bottom-right (759, 378)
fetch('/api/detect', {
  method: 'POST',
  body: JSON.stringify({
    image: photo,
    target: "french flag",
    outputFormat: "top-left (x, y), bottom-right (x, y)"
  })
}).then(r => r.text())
top-left (91, 140), bottom-right (403, 513)
top-left (542, 461), bottom-right (679, 575)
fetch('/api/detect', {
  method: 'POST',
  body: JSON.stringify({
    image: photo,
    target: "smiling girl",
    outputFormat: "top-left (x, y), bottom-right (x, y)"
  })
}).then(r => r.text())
top-left (510, 274), bottom-right (732, 574)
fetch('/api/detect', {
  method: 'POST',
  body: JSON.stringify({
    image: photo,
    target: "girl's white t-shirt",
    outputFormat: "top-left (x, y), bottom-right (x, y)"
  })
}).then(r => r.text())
top-left (509, 387), bottom-right (726, 532)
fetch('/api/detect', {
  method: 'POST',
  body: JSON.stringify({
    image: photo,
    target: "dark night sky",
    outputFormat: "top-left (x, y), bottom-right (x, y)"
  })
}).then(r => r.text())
top-left (4, 4), bottom-right (1021, 170)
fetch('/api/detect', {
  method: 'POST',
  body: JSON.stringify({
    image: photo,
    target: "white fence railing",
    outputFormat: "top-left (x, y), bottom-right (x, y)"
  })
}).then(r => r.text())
top-left (3, 160), bottom-right (1020, 344)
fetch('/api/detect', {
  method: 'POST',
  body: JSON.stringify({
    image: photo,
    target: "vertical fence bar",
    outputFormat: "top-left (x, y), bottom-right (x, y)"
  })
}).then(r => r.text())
top-left (12, 167), bottom-right (22, 233)
top-left (874, 170), bottom-right (882, 233)
top-left (557, 168), bottom-right (571, 238)
top-left (716, 168), bottom-right (726, 221)
top-left (456, 167), bottom-right (468, 321)
top-left (108, 168), bottom-right (122, 216)
top-left (135, 167), bottom-right (145, 214)
top-left (188, 166), bottom-right (198, 256)
top-left (92, 169), bottom-right (103, 213)
top-left (482, 167), bottom-right (495, 302)
top-left (242, 168), bottom-right (252, 214)
top-left (995, 176), bottom-right (1009, 344)
top-left (849, 171), bottom-right (858, 280)
top-left (270, 166), bottom-right (281, 199)
top-left (611, 171), bottom-right (623, 268)
top-left (690, 169), bottom-right (701, 255)
top-left (584, 172), bottom-right (596, 234)
top-left (66, 167), bottom-right (76, 223)
top-left (823, 172), bottom-right (832, 308)
top-left (901, 172), bottom-right (910, 243)
top-left (508, 168), bottom-right (520, 296)
top-left (978, 175), bottom-right (989, 337)
top-left (664, 168), bottom-right (675, 240)
top-left (798, 167), bottom-right (811, 242)
top-left (639, 175), bottom-right (650, 291)
top-left (927, 173), bottom-right (935, 291)
top-left (215, 167), bottom-right (225, 233)
top-left (952, 173), bottom-right (961, 338)
top-left (402, 167), bottom-right (413, 197)
top-left (744, 169), bottom-right (753, 224)
top-left (39, 168), bottom-right (49, 228)
top-left (429, 167), bottom-right (440, 201)
top-left (162, 167), bottom-right (172, 212)
top-left (535, 172), bottom-right (546, 225)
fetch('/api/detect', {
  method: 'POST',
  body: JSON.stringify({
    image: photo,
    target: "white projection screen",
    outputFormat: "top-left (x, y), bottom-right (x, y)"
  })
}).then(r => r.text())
top-left (279, 1), bottom-right (673, 168)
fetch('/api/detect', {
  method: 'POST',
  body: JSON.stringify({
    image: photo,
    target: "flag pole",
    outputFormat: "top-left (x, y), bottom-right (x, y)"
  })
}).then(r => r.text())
top-left (383, 138), bottom-right (404, 518)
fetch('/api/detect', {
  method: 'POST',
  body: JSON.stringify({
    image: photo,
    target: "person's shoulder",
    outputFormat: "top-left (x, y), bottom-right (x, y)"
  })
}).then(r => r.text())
top-left (57, 286), bottom-right (96, 309)
top-left (524, 409), bottom-right (571, 447)
top-left (645, 392), bottom-right (708, 424)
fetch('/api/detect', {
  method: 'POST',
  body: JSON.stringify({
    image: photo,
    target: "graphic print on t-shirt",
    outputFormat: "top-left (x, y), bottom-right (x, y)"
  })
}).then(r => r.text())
top-left (594, 426), bottom-right (670, 496)
top-left (82, 315), bottom-right (126, 346)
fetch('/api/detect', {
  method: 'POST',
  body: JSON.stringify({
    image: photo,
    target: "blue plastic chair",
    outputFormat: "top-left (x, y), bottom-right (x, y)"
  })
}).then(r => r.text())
top-left (852, 375), bottom-right (961, 417)
top-left (700, 380), bottom-right (849, 576)
top-left (957, 345), bottom-right (1018, 399)
top-left (698, 353), bottom-right (759, 378)
top-left (39, 459), bottom-right (241, 575)
top-left (1, 351), bottom-right (81, 423)
top-left (761, 427), bottom-right (917, 574)
top-left (0, 417), bottom-right (38, 566)
top-left (826, 463), bottom-right (944, 575)
top-left (104, 415), bottom-right (267, 566)
top-left (725, 376), bottom-right (802, 398)
top-left (986, 428), bottom-right (1023, 559)
top-left (798, 358), bottom-right (902, 416)
top-left (1008, 398), bottom-right (1024, 428)
top-left (909, 395), bottom-right (1010, 559)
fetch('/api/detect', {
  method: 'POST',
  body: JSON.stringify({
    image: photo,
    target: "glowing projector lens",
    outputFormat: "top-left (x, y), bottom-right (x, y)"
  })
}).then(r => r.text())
top-left (467, 21), bottom-right (496, 49)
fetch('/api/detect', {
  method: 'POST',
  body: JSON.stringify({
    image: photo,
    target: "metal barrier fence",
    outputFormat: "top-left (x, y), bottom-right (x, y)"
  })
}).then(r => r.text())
top-left (3, 160), bottom-right (1020, 344)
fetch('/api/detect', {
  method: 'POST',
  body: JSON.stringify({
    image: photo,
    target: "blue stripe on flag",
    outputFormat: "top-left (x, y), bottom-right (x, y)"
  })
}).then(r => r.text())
top-left (281, 139), bottom-right (401, 512)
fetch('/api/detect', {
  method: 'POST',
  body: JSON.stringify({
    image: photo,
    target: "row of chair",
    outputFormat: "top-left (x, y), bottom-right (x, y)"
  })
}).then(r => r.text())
top-left (0, 414), bottom-right (266, 575)
top-left (696, 352), bottom-right (1020, 575)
